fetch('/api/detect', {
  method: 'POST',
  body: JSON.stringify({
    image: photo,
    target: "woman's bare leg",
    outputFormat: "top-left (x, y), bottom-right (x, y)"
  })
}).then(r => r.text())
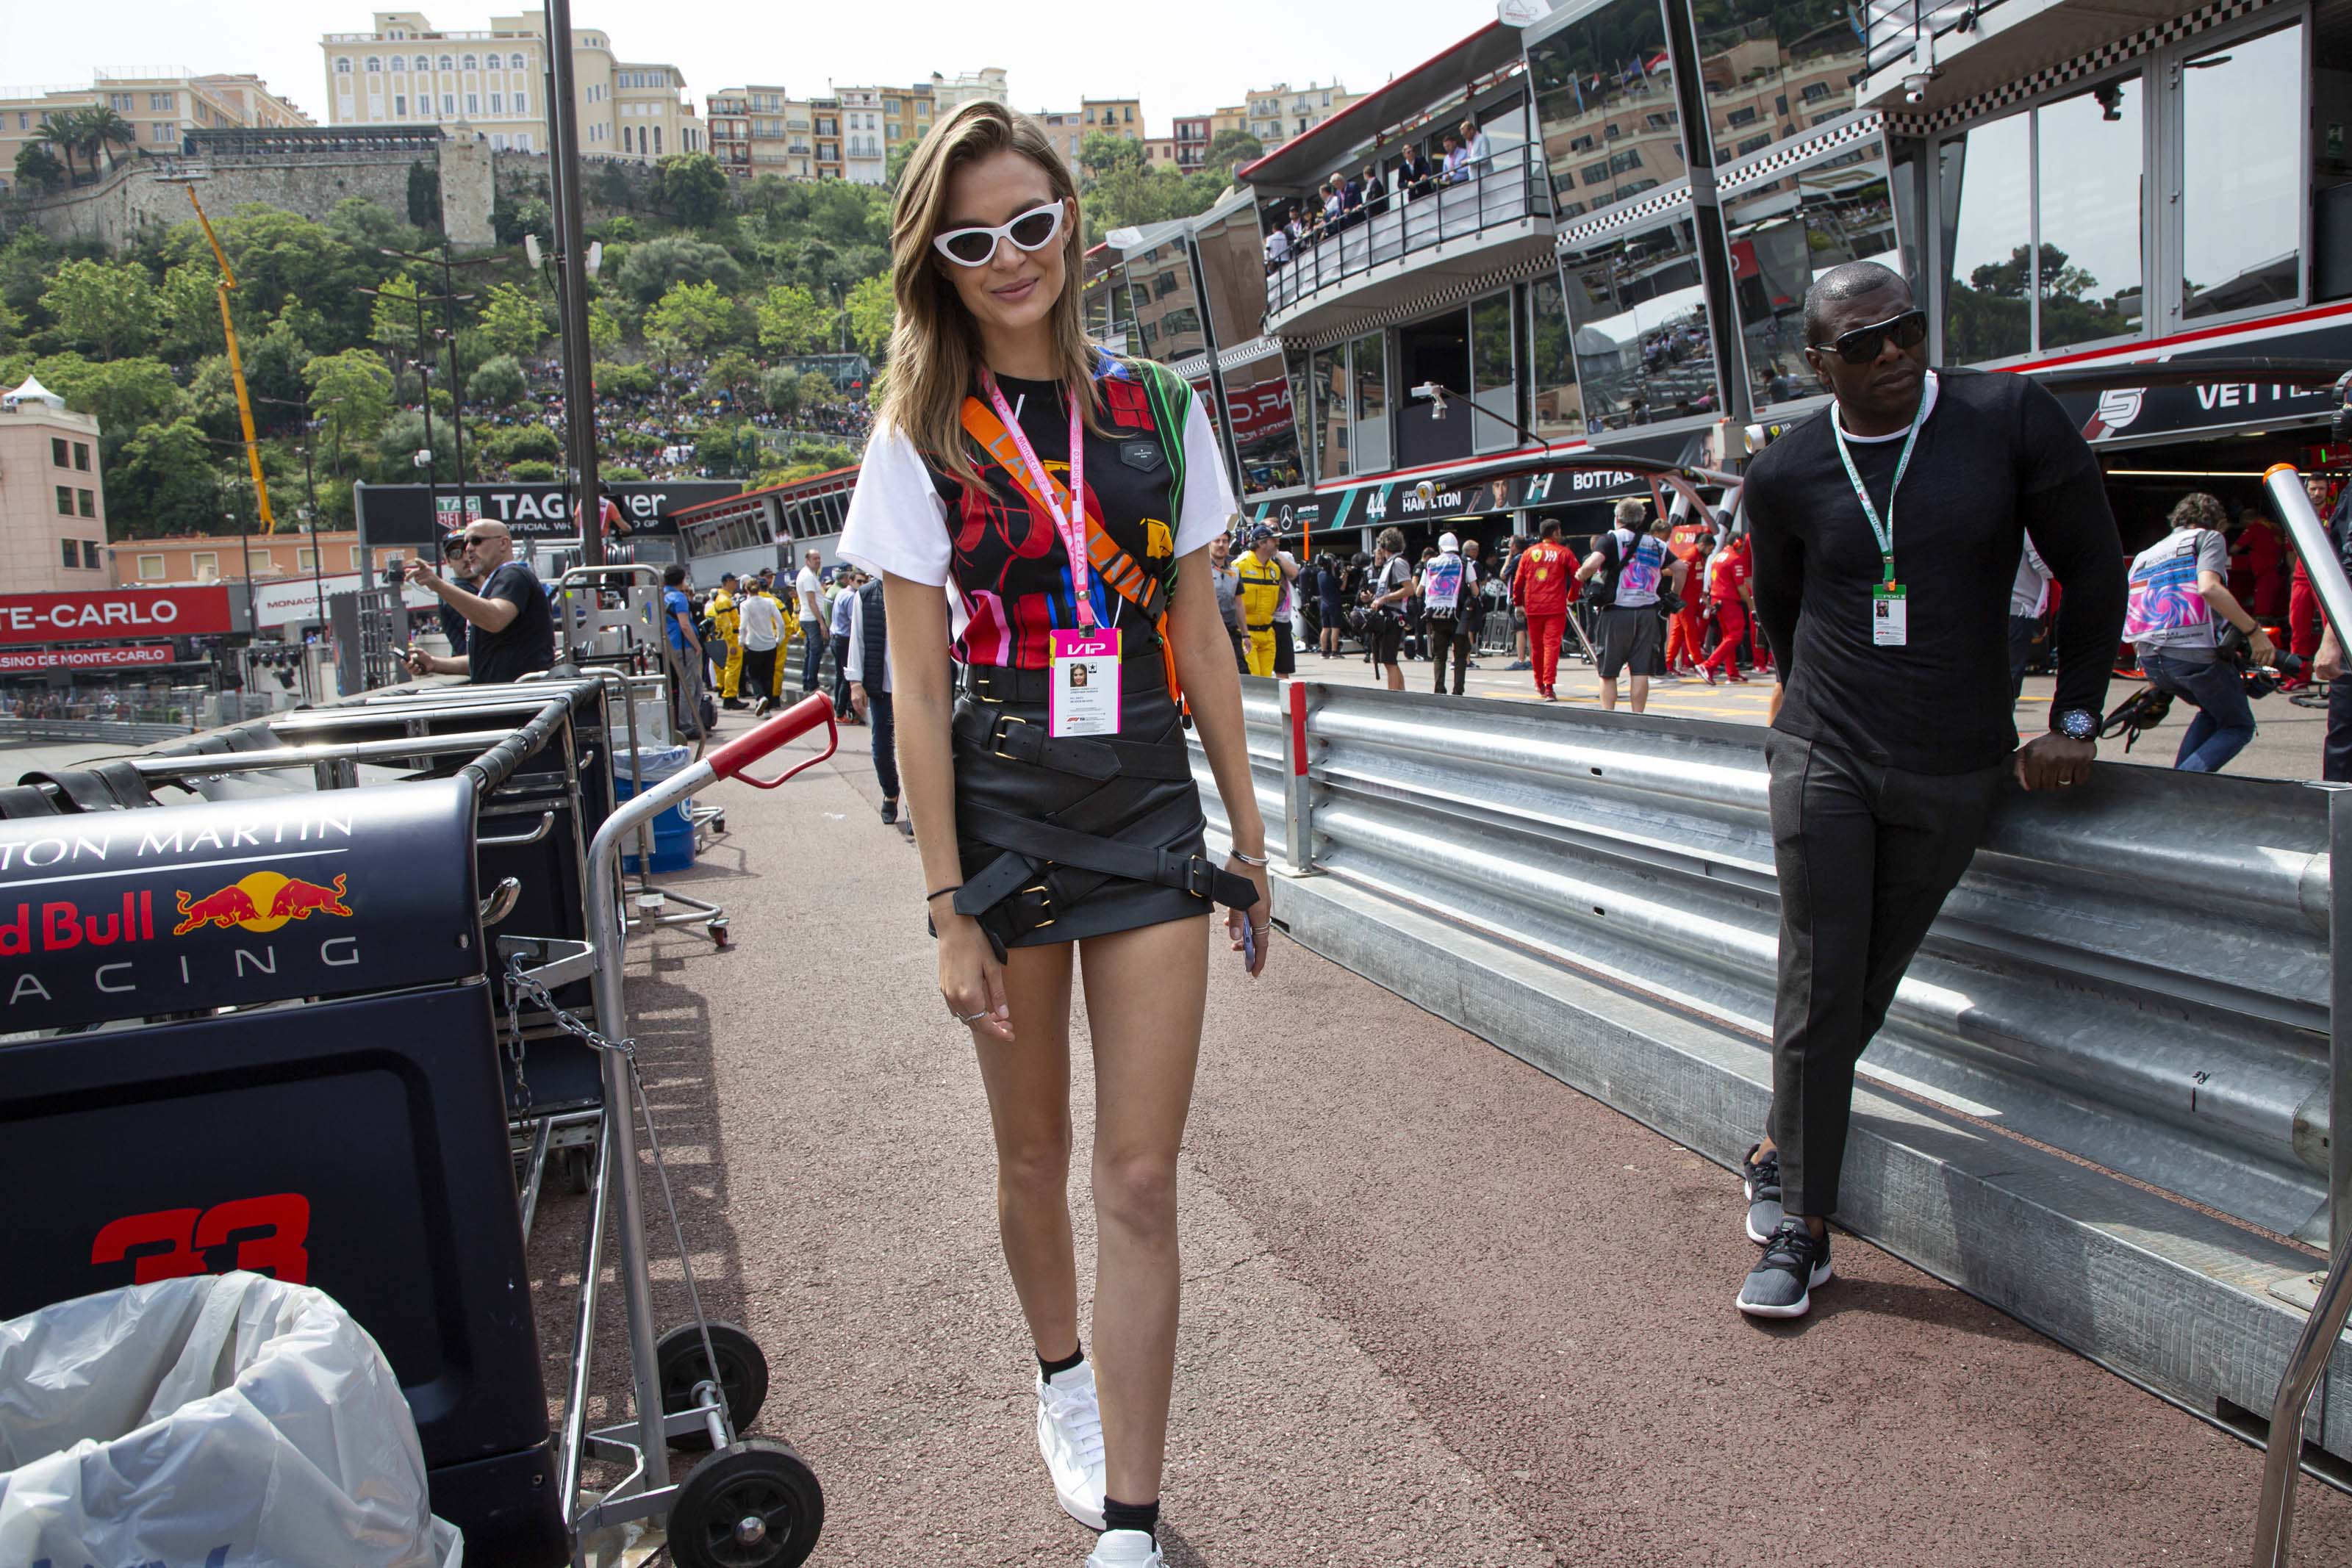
top-left (971, 941), bottom-right (1080, 1361)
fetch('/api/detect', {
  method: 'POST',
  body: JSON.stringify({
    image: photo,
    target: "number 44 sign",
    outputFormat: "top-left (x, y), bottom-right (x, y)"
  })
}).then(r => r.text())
top-left (90, 1193), bottom-right (311, 1285)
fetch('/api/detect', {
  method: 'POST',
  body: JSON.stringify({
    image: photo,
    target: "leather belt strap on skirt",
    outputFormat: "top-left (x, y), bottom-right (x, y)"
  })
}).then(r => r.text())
top-left (950, 702), bottom-right (1193, 782)
top-left (954, 796), bottom-right (1255, 917)
top-left (957, 652), bottom-right (1166, 705)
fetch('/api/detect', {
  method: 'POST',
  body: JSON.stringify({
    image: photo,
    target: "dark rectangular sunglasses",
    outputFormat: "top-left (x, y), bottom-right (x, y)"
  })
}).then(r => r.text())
top-left (1818, 308), bottom-right (1929, 364)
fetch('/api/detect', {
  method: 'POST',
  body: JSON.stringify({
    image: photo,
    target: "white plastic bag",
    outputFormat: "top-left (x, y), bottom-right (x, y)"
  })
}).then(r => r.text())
top-left (0, 1270), bottom-right (460, 1567)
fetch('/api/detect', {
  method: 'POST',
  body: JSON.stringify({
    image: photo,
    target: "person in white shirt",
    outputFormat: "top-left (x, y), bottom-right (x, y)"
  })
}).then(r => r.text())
top-left (795, 547), bottom-right (828, 694)
top-left (738, 583), bottom-right (786, 714)
top-left (1460, 118), bottom-right (1491, 179)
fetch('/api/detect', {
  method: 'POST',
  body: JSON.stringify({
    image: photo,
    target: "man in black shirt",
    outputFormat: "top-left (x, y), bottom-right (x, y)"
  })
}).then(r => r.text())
top-left (1734, 262), bottom-right (2126, 1320)
top-left (401, 520), bottom-right (557, 685)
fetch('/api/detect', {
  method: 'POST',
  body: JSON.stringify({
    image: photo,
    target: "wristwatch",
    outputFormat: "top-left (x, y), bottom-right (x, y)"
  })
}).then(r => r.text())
top-left (2053, 708), bottom-right (2098, 742)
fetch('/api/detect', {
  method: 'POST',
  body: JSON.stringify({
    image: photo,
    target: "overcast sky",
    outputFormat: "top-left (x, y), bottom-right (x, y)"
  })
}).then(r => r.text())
top-left (10, 1), bottom-right (1507, 140)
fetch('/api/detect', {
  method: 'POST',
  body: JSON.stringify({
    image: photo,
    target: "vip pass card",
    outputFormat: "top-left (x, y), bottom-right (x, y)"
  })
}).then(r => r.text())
top-left (1050, 627), bottom-right (1121, 736)
top-left (1871, 582), bottom-right (1907, 647)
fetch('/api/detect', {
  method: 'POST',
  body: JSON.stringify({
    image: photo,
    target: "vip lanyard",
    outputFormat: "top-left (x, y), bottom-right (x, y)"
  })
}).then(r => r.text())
top-left (979, 369), bottom-right (1093, 629)
top-left (1830, 393), bottom-right (1929, 586)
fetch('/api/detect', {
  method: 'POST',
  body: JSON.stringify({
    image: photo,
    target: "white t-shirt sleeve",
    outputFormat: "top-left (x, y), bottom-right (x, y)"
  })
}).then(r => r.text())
top-left (1173, 395), bottom-right (1239, 560)
top-left (838, 424), bottom-right (950, 586)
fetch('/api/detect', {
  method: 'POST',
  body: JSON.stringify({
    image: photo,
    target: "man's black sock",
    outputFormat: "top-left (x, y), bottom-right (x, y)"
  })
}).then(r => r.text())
top-left (1102, 1497), bottom-right (1158, 1539)
top-left (1039, 1343), bottom-right (1084, 1381)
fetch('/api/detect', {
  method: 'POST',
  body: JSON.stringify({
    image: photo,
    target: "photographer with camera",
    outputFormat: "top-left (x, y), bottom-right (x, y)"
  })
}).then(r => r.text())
top-left (401, 520), bottom-right (554, 686)
top-left (1367, 527), bottom-right (1413, 691)
top-left (2124, 492), bottom-right (2273, 774)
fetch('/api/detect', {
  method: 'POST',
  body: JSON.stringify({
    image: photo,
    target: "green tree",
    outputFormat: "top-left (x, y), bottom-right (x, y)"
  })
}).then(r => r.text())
top-left (797, 370), bottom-right (836, 411)
top-left (40, 259), bottom-right (159, 358)
top-left (707, 348), bottom-right (759, 400)
top-left (406, 160), bottom-right (442, 231)
top-left (645, 279), bottom-right (734, 358)
top-left (754, 282), bottom-right (829, 356)
top-left (301, 348), bottom-right (394, 463)
top-left (467, 353), bottom-right (528, 407)
top-left (658, 152), bottom-right (731, 228)
top-left (324, 196), bottom-right (420, 255)
top-left (507, 458), bottom-right (557, 481)
top-left (1204, 129), bottom-right (1264, 173)
top-left (72, 106), bottom-right (137, 173)
top-left (486, 422), bottom-right (562, 464)
top-left (614, 234), bottom-right (742, 306)
top-left (1080, 132), bottom-right (1148, 181)
top-left (886, 136), bottom-right (923, 190)
top-left (844, 273), bottom-right (895, 359)
top-left (157, 262), bottom-right (223, 361)
top-left (0, 296), bottom-right (21, 350)
top-left (478, 281), bottom-right (547, 358)
top-left (107, 417), bottom-right (222, 539)
top-left (369, 273), bottom-right (423, 356)
top-left (37, 353), bottom-right (182, 442)
top-left (761, 364), bottom-right (808, 420)
top-left (587, 294), bottom-right (622, 353)
top-left (12, 142), bottom-right (65, 195)
top-left (595, 361), bottom-right (656, 398)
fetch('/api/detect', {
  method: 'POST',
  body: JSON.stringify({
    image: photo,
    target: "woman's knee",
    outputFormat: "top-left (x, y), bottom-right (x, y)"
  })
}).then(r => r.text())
top-left (1092, 1146), bottom-right (1180, 1234)
top-left (997, 1127), bottom-right (1073, 1198)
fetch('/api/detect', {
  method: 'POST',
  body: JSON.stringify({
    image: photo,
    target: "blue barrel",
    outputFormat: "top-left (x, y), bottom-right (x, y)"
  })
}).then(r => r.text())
top-left (614, 744), bottom-right (695, 874)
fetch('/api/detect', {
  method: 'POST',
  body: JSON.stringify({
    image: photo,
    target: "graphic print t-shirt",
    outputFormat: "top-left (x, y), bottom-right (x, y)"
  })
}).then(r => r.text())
top-left (1612, 530), bottom-right (1667, 608)
top-left (1421, 551), bottom-right (1470, 615)
top-left (2126, 527), bottom-right (2227, 661)
top-left (839, 353), bottom-right (1236, 669)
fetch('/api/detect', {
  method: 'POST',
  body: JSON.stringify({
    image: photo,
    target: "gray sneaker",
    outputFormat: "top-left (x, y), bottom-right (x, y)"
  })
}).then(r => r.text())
top-left (1742, 1143), bottom-right (1783, 1244)
top-left (1737, 1220), bottom-right (1832, 1319)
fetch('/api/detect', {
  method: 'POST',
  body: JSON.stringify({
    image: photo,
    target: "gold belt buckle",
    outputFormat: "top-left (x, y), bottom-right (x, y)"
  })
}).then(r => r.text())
top-left (992, 713), bottom-right (1031, 760)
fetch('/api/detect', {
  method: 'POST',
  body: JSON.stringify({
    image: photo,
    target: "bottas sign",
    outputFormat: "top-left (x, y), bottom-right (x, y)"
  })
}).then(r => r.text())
top-left (0, 588), bottom-right (237, 647)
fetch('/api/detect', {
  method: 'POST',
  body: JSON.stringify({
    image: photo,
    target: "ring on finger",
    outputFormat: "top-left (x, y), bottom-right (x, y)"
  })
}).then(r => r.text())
top-left (958, 1009), bottom-right (989, 1024)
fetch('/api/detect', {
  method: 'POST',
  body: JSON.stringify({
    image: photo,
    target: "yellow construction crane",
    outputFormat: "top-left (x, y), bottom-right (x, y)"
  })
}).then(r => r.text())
top-left (181, 182), bottom-right (278, 532)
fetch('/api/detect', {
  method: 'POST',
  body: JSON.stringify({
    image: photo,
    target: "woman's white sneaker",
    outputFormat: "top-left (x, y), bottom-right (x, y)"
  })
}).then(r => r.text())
top-left (1086, 1529), bottom-right (1164, 1567)
top-left (1036, 1359), bottom-right (1106, 1530)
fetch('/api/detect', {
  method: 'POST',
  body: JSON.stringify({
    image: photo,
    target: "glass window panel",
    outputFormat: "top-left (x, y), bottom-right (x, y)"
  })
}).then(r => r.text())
top-left (2317, 1), bottom-right (2352, 301)
top-left (1685, 0), bottom-right (1864, 163)
top-left (1351, 331), bottom-right (1389, 473)
top-left (1226, 351), bottom-right (1305, 495)
top-left (2181, 23), bottom-right (2303, 318)
top-left (1528, 0), bottom-right (1687, 218)
top-left (1471, 293), bottom-right (1515, 452)
top-left (1312, 345), bottom-right (1349, 479)
top-left (1527, 273), bottom-right (1586, 439)
top-left (1727, 153), bottom-right (1900, 411)
top-left (1558, 215), bottom-right (1721, 431)
top-left (1193, 204), bottom-right (1270, 349)
top-left (2035, 76), bottom-right (2143, 348)
top-left (1939, 111), bottom-right (2032, 364)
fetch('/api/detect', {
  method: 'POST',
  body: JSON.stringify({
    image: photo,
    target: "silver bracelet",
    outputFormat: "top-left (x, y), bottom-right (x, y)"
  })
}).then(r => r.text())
top-left (1229, 848), bottom-right (1269, 867)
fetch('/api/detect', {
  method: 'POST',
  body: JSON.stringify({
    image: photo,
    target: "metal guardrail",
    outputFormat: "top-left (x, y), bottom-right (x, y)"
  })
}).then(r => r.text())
top-left (1265, 144), bottom-right (1549, 320)
top-left (0, 717), bottom-right (195, 745)
top-left (1252, 683), bottom-right (2334, 1245)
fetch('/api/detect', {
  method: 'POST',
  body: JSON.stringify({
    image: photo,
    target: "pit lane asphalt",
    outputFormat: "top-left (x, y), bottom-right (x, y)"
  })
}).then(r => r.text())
top-left (526, 706), bottom-right (2352, 1568)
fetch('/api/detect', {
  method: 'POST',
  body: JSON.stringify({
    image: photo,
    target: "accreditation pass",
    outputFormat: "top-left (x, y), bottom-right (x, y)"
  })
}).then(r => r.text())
top-left (1049, 627), bottom-right (1122, 737)
top-left (1871, 582), bottom-right (1907, 647)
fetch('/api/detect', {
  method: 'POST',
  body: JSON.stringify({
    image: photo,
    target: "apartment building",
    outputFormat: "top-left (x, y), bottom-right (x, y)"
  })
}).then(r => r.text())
top-left (930, 68), bottom-right (1009, 114)
top-left (709, 78), bottom-right (945, 184)
top-left (0, 378), bottom-right (109, 595)
top-left (0, 71), bottom-right (310, 195)
top-left (113, 531), bottom-right (404, 588)
top-left (320, 12), bottom-right (700, 160)
top-left (1172, 114), bottom-right (1212, 170)
top-left (1243, 81), bottom-right (1360, 146)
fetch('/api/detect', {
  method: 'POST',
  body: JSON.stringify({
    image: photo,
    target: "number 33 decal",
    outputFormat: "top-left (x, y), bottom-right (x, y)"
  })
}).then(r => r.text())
top-left (90, 1194), bottom-right (312, 1285)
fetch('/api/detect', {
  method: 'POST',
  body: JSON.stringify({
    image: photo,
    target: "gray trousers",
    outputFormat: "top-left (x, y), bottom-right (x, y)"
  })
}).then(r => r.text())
top-left (1765, 730), bottom-right (2005, 1217)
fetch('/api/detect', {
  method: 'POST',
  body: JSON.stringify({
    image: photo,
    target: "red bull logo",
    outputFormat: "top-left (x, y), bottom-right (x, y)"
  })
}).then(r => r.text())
top-left (173, 871), bottom-right (352, 937)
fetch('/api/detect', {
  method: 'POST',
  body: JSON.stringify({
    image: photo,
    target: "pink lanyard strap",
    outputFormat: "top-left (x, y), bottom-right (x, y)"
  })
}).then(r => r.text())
top-left (979, 369), bottom-right (1094, 630)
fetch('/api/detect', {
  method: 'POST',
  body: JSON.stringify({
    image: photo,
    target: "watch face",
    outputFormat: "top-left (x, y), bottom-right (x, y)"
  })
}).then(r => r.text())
top-left (2060, 709), bottom-right (2096, 741)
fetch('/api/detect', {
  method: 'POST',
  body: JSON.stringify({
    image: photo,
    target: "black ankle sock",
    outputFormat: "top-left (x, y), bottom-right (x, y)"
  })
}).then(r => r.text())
top-left (1039, 1343), bottom-right (1084, 1381)
top-left (1102, 1497), bottom-right (1158, 1539)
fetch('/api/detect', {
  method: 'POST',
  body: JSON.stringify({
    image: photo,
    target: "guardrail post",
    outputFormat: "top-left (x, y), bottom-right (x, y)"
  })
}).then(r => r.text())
top-left (1280, 678), bottom-right (1316, 874)
top-left (2333, 786), bottom-right (2352, 1259)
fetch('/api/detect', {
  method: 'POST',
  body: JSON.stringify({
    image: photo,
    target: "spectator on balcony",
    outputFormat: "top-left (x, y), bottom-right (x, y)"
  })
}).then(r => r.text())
top-left (1264, 221), bottom-right (1291, 271)
top-left (1398, 144), bottom-right (1435, 200)
top-left (1321, 179), bottom-right (1345, 230)
top-left (1439, 132), bottom-right (1466, 185)
top-left (1339, 169), bottom-right (1365, 228)
top-left (1459, 118), bottom-right (1491, 179)
top-left (1361, 163), bottom-right (1389, 220)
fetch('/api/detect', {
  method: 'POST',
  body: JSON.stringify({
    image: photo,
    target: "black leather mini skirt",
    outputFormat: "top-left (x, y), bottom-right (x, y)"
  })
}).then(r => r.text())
top-left (943, 653), bottom-right (1257, 954)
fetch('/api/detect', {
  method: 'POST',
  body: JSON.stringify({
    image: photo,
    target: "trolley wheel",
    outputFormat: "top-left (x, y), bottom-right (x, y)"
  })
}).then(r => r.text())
top-left (711, 813), bottom-right (728, 836)
top-left (560, 1144), bottom-right (592, 1195)
top-left (709, 917), bottom-right (731, 949)
top-left (656, 1320), bottom-right (768, 1452)
top-left (667, 1439), bottom-right (822, 1568)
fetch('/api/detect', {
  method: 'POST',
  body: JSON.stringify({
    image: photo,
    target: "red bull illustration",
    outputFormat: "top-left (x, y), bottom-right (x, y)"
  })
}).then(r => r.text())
top-left (173, 870), bottom-right (354, 937)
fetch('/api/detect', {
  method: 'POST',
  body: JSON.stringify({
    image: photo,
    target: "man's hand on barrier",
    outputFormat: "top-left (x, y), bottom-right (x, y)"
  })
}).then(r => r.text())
top-left (2015, 731), bottom-right (2095, 791)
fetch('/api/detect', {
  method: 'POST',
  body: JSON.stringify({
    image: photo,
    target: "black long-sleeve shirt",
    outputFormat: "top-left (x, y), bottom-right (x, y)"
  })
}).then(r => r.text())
top-left (1745, 368), bottom-right (2126, 775)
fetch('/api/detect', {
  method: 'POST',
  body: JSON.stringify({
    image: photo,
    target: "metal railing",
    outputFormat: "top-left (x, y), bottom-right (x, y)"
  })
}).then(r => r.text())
top-left (1265, 143), bottom-right (1549, 320)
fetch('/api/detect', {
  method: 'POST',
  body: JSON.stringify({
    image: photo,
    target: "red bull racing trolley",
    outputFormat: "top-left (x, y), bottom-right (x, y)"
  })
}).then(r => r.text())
top-left (0, 680), bottom-right (838, 1567)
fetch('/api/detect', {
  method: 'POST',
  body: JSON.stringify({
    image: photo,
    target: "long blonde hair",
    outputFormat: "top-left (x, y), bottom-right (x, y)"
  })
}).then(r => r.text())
top-left (882, 99), bottom-right (1104, 495)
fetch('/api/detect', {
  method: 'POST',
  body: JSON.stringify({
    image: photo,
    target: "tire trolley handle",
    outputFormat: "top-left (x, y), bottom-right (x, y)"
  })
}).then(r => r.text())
top-left (706, 693), bottom-right (839, 790)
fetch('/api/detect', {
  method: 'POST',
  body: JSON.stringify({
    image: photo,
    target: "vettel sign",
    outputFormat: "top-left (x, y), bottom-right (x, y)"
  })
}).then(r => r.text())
top-left (0, 588), bottom-right (235, 646)
top-left (0, 644), bottom-right (174, 673)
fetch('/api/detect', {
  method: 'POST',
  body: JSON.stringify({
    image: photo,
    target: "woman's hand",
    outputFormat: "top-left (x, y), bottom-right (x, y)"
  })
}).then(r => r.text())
top-left (1225, 855), bottom-right (1273, 979)
top-left (937, 911), bottom-right (1013, 1041)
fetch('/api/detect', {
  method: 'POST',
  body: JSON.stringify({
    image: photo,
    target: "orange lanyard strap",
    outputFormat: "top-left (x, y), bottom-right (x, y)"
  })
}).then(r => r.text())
top-left (959, 394), bottom-right (1169, 628)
